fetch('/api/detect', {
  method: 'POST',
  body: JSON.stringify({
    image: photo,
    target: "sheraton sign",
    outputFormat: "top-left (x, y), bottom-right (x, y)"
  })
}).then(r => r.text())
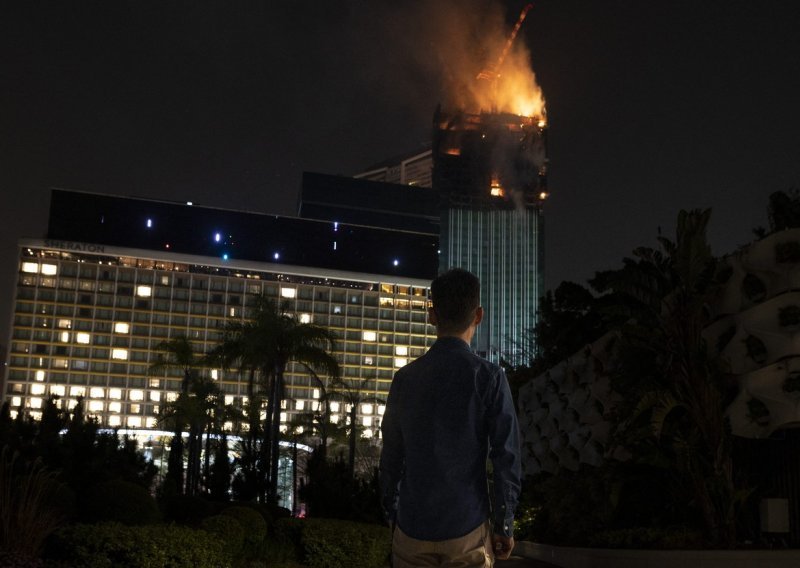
top-left (44, 240), bottom-right (106, 253)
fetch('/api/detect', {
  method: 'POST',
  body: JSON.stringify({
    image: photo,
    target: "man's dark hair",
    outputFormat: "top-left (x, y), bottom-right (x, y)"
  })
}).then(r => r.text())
top-left (430, 268), bottom-right (480, 333)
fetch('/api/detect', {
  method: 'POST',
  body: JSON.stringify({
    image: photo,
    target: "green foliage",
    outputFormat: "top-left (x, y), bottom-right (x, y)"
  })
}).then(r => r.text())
top-left (45, 522), bottom-right (231, 568)
top-left (0, 447), bottom-right (65, 558)
top-left (221, 505), bottom-right (267, 553)
top-left (201, 515), bottom-right (245, 561)
top-left (767, 190), bottom-right (800, 232)
top-left (273, 517), bottom-right (390, 568)
top-left (83, 479), bottom-right (160, 525)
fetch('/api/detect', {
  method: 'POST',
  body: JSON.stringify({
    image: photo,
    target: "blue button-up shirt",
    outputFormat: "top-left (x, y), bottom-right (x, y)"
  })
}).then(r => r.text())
top-left (379, 336), bottom-right (521, 541)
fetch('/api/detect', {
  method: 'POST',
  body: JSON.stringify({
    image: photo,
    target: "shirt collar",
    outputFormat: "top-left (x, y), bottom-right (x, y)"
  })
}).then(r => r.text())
top-left (431, 336), bottom-right (472, 352)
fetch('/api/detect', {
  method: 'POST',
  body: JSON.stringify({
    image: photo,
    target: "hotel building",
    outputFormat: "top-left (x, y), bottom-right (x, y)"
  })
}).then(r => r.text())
top-left (3, 190), bottom-right (437, 438)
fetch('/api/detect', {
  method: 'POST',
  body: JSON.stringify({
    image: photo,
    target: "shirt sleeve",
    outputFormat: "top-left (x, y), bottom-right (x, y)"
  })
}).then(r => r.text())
top-left (379, 373), bottom-right (404, 523)
top-left (487, 367), bottom-right (522, 537)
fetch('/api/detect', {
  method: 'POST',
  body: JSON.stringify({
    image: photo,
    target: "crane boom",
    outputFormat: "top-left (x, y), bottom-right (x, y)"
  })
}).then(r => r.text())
top-left (476, 3), bottom-right (534, 82)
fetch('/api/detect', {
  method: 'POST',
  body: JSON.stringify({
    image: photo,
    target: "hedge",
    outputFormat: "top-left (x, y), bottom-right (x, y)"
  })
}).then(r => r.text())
top-left (44, 522), bottom-right (230, 568)
top-left (273, 517), bottom-right (391, 568)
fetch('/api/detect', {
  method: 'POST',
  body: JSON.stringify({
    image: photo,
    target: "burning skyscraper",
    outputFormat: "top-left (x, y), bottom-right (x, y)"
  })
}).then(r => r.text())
top-left (433, 3), bottom-right (548, 361)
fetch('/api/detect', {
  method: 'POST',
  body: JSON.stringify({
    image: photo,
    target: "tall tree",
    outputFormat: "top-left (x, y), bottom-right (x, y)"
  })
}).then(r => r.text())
top-left (150, 336), bottom-right (207, 496)
top-left (211, 296), bottom-right (339, 505)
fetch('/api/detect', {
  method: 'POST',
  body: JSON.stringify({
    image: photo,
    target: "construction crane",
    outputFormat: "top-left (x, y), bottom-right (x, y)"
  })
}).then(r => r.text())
top-left (476, 3), bottom-right (534, 109)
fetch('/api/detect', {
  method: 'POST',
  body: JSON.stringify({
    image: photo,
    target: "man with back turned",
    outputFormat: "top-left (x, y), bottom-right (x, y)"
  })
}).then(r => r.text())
top-left (379, 268), bottom-right (522, 567)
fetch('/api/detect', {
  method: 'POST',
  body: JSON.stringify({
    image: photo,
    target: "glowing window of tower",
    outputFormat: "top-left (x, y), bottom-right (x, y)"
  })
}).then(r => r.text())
top-left (280, 412), bottom-right (287, 423)
top-left (311, 401), bottom-right (320, 411)
top-left (362, 403), bottom-right (373, 415)
top-left (166, 392), bottom-right (177, 402)
top-left (362, 331), bottom-right (377, 342)
top-left (31, 384), bottom-right (45, 395)
top-left (114, 322), bottom-right (130, 334)
top-left (136, 286), bottom-right (152, 297)
top-left (279, 287), bottom-right (296, 299)
top-left (225, 395), bottom-right (234, 405)
top-left (211, 369), bottom-right (219, 380)
top-left (57, 319), bottom-right (72, 329)
top-left (88, 401), bottom-right (104, 412)
top-left (109, 388), bottom-right (122, 399)
top-left (59, 331), bottom-right (70, 343)
top-left (295, 400), bottom-right (305, 410)
top-left (75, 333), bottom-right (91, 345)
top-left (395, 345), bottom-right (408, 356)
top-left (127, 417), bottom-right (142, 428)
top-left (362, 416), bottom-right (373, 427)
top-left (149, 391), bottom-right (160, 402)
top-left (108, 415), bottom-right (121, 427)
top-left (70, 386), bottom-right (85, 397)
top-left (90, 387), bottom-right (104, 398)
top-left (330, 402), bottom-right (340, 412)
top-left (363, 428), bottom-right (373, 438)
top-left (111, 349), bottom-right (128, 360)
top-left (50, 385), bottom-right (66, 397)
top-left (394, 357), bottom-right (408, 368)
top-left (299, 313), bottom-right (312, 324)
top-left (129, 390), bottom-right (144, 401)
top-left (378, 404), bottom-right (386, 415)
top-left (35, 370), bottom-right (45, 382)
top-left (41, 264), bottom-right (57, 275)
top-left (330, 414), bottom-right (340, 424)
top-left (21, 262), bottom-right (39, 273)
top-left (11, 397), bottom-right (21, 407)
top-left (146, 417), bottom-right (157, 428)
top-left (109, 402), bottom-right (122, 413)
top-left (30, 397), bottom-right (42, 409)
top-left (312, 389), bottom-right (320, 399)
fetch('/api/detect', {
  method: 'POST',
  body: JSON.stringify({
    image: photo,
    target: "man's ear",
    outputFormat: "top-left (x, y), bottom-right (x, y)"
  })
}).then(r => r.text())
top-left (428, 306), bottom-right (438, 327)
top-left (474, 306), bottom-right (484, 326)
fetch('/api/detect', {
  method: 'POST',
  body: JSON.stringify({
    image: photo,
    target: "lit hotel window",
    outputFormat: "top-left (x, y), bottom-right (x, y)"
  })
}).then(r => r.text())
top-left (395, 345), bottom-right (408, 356)
top-left (378, 404), bottom-right (386, 415)
top-left (89, 401), bottom-right (104, 412)
top-left (299, 313), bottom-right (312, 324)
top-left (108, 416), bottom-right (121, 427)
top-left (280, 287), bottom-right (296, 299)
top-left (280, 412), bottom-right (287, 423)
top-left (362, 331), bottom-right (377, 342)
top-left (363, 429), bottom-right (373, 438)
top-left (31, 384), bottom-right (46, 395)
top-left (50, 385), bottom-right (66, 397)
top-left (30, 397), bottom-right (42, 409)
top-left (295, 400), bottom-right (305, 410)
top-left (76, 333), bottom-right (91, 344)
top-left (130, 390), bottom-right (144, 401)
top-left (109, 402), bottom-right (122, 413)
top-left (21, 262), bottom-right (39, 273)
top-left (136, 286), bottom-right (152, 297)
top-left (11, 397), bottom-right (21, 407)
top-left (149, 391), bottom-right (160, 402)
top-left (57, 319), bottom-right (72, 329)
top-left (114, 322), bottom-right (130, 334)
top-left (211, 369), bottom-right (219, 380)
top-left (127, 417), bottom-right (142, 428)
top-left (362, 416), bottom-right (373, 427)
top-left (330, 402), bottom-right (340, 412)
top-left (90, 387), bottom-right (105, 398)
top-left (111, 349), bottom-right (129, 360)
top-left (35, 370), bottom-right (45, 381)
top-left (60, 332), bottom-right (70, 343)
top-left (362, 404), bottom-right (373, 414)
top-left (394, 357), bottom-right (408, 368)
top-left (364, 356), bottom-right (374, 365)
top-left (41, 264), bottom-right (57, 275)
top-left (109, 389), bottom-right (122, 399)
top-left (330, 414), bottom-right (340, 424)
top-left (225, 395), bottom-right (234, 405)
top-left (312, 389), bottom-right (320, 399)
top-left (70, 386), bottom-right (85, 397)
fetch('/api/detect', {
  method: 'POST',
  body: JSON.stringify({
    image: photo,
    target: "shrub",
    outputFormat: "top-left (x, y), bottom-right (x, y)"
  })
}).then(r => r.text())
top-left (782, 372), bottom-right (800, 394)
top-left (746, 397), bottom-right (770, 426)
top-left (775, 241), bottom-right (800, 263)
top-left (741, 274), bottom-right (766, 302)
top-left (44, 522), bottom-right (231, 568)
top-left (201, 514), bottom-right (245, 560)
top-left (82, 479), bottom-right (160, 525)
top-left (744, 335), bottom-right (767, 365)
top-left (274, 517), bottom-right (390, 568)
top-left (221, 505), bottom-right (267, 555)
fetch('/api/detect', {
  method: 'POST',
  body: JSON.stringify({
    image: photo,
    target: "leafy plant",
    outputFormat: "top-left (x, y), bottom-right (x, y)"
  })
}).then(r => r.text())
top-left (744, 335), bottom-right (767, 365)
top-left (746, 397), bottom-right (770, 426)
top-left (0, 447), bottom-right (65, 559)
top-left (82, 479), bottom-right (160, 525)
top-left (775, 241), bottom-right (800, 263)
top-left (741, 274), bottom-right (766, 302)
top-left (782, 372), bottom-right (800, 394)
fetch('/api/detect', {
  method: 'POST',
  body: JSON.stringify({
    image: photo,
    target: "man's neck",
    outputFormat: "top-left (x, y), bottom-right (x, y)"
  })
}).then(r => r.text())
top-left (437, 327), bottom-right (474, 346)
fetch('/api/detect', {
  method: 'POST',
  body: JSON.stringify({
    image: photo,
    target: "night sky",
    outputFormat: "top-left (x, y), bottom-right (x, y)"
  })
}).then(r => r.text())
top-left (2, 0), bottom-right (800, 348)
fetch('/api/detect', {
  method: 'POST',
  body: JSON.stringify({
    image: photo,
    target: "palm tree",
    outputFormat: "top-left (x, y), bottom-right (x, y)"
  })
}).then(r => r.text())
top-left (211, 296), bottom-right (340, 505)
top-left (329, 375), bottom-right (384, 481)
top-left (150, 336), bottom-right (207, 496)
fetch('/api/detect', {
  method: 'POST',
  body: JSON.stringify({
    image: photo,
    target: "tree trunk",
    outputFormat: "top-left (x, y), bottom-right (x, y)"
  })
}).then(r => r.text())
top-left (349, 403), bottom-right (357, 480)
top-left (262, 374), bottom-right (275, 504)
top-left (268, 365), bottom-right (285, 506)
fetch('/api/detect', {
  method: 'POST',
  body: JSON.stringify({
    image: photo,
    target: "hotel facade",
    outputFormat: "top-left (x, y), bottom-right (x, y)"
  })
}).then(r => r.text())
top-left (3, 191), bottom-right (437, 438)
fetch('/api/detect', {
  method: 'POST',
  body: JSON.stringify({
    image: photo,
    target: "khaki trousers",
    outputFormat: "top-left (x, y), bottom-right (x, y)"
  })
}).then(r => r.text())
top-left (392, 521), bottom-right (494, 568)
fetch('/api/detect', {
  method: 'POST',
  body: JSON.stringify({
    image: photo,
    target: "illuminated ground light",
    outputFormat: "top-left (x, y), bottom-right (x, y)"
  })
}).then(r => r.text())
top-left (393, 259), bottom-right (400, 267)
top-left (222, 253), bottom-right (229, 260)
top-left (273, 252), bottom-right (280, 260)
top-left (215, 232), bottom-right (221, 242)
